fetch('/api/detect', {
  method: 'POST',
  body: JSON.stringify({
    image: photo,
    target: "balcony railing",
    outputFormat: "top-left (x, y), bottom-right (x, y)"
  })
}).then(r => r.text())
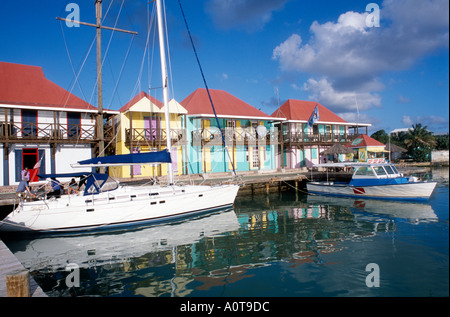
top-left (125, 128), bottom-right (187, 146)
top-left (190, 127), bottom-right (358, 146)
top-left (282, 131), bottom-right (357, 144)
top-left (192, 127), bottom-right (279, 146)
top-left (0, 122), bottom-right (114, 143)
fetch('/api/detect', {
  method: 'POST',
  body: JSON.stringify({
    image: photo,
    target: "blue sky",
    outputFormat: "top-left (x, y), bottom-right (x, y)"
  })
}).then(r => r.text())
top-left (0, 0), bottom-right (448, 134)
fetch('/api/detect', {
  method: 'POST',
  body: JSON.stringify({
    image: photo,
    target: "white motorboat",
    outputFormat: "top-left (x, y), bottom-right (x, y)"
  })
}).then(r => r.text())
top-left (306, 162), bottom-right (437, 201)
top-left (0, 0), bottom-right (239, 234)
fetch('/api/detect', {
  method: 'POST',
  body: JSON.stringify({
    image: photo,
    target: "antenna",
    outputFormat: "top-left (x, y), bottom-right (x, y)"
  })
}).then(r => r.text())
top-left (354, 93), bottom-right (360, 135)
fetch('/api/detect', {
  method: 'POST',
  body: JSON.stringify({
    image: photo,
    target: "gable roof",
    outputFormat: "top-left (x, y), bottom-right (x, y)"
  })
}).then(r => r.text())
top-left (0, 61), bottom-right (97, 111)
top-left (347, 134), bottom-right (386, 148)
top-left (271, 99), bottom-right (347, 124)
top-left (181, 88), bottom-right (273, 120)
top-left (119, 91), bottom-right (163, 113)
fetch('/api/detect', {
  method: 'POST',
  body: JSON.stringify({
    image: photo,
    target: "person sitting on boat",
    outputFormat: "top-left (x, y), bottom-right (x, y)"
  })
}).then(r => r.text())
top-left (77, 174), bottom-right (88, 192)
top-left (68, 178), bottom-right (78, 194)
top-left (16, 179), bottom-right (36, 199)
top-left (47, 178), bottom-right (62, 198)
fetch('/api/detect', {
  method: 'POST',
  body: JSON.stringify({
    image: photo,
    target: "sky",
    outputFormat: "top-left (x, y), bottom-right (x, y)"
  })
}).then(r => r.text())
top-left (0, 0), bottom-right (448, 134)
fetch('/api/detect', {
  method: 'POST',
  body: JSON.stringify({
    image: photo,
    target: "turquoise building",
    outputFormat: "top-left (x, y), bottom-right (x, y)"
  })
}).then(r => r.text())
top-left (181, 89), bottom-right (283, 174)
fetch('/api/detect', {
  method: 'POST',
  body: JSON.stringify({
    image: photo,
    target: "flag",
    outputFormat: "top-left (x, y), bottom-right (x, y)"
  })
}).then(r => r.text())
top-left (307, 105), bottom-right (319, 128)
top-left (33, 157), bottom-right (42, 169)
top-left (30, 156), bottom-right (43, 183)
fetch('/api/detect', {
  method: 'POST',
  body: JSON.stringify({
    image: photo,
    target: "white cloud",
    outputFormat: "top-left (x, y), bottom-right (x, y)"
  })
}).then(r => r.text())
top-left (302, 77), bottom-right (381, 114)
top-left (272, 0), bottom-right (449, 113)
top-left (402, 114), bottom-right (448, 130)
top-left (402, 115), bottom-right (414, 126)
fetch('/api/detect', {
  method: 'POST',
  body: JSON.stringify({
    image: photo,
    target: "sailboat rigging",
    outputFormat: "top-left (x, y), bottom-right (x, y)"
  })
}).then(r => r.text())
top-left (0, 0), bottom-right (239, 234)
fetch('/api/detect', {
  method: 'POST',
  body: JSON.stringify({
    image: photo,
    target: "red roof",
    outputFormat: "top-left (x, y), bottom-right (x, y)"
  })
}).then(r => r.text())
top-left (347, 134), bottom-right (386, 148)
top-left (271, 99), bottom-right (347, 123)
top-left (119, 91), bottom-right (163, 112)
top-left (0, 62), bottom-right (96, 110)
top-left (181, 88), bottom-right (272, 119)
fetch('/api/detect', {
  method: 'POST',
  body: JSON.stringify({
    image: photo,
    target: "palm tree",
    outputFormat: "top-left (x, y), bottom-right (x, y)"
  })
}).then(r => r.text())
top-left (404, 123), bottom-right (436, 162)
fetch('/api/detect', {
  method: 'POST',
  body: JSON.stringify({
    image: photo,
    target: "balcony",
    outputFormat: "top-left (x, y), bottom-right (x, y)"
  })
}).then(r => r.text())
top-left (190, 127), bottom-right (358, 147)
top-left (192, 127), bottom-right (279, 146)
top-left (0, 121), bottom-right (114, 144)
top-left (282, 131), bottom-right (357, 145)
top-left (125, 128), bottom-right (187, 147)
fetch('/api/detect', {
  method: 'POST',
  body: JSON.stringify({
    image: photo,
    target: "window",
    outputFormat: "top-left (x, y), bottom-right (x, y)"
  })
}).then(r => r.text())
top-left (313, 125), bottom-right (319, 135)
top-left (67, 112), bottom-right (81, 139)
top-left (354, 167), bottom-right (375, 176)
top-left (373, 166), bottom-right (387, 176)
top-left (383, 165), bottom-right (396, 175)
top-left (22, 109), bottom-right (37, 137)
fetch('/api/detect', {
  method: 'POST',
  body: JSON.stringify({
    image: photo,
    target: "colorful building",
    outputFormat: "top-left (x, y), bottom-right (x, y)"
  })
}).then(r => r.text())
top-left (0, 62), bottom-right (118, 185)
top-left (346, 134), bottom-right (388, 163)
top-left (271, 99), bottom-right (371, 168)
top-left (110, 91), bottom-right (187, 179)
top-left (181, 88), bottom-right (283, 174)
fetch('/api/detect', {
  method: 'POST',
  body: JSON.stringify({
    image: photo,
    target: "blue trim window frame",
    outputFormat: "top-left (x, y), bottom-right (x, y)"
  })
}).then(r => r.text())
top-left (67, 112), bottom-right (81, 139)
top-left (21, 109), bottom-right (37, 137)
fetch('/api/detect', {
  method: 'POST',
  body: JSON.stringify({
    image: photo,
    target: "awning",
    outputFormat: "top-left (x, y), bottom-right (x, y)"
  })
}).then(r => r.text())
top-left (367, 147), bottom-right (389, 153)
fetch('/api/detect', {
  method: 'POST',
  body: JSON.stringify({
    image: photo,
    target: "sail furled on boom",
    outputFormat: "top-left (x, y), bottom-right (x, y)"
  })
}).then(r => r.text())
top-left (73, 150), bottom-right (172, 167)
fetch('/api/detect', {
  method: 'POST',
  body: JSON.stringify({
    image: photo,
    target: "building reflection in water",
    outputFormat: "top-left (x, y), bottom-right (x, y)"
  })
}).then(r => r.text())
top-left (3, 190), bottom-right (438, 297)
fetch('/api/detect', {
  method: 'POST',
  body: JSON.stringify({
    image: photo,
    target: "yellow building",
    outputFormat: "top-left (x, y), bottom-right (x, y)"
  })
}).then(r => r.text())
top-left (110, 91), bottom-right (187, 179)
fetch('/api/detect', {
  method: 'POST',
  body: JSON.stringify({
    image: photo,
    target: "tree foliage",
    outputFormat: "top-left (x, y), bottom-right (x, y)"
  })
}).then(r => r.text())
top-left (370, 124), bottom-right (447, 162)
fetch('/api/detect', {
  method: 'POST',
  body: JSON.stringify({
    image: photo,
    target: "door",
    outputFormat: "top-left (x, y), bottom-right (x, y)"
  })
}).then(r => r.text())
top-left (67, 112), bottom-right (81, 139)
top-left (171, 147), bottom-right (178, 174)
top-left (144, 115), bottom-right (159, 140)
top-left (132, 147), bottom-right (141, 176)
top-left (22, 109), bottom-right (37, 137)
top-left (22, 148), bottom-right (39, 182)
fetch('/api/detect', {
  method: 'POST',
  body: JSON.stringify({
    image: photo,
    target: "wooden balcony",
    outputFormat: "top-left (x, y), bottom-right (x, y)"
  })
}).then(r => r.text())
top-left (125, 128), bottom-right (187, 147)
top-left (0, 122), bottom-right (114, 145)
top-left (190, 127), bottom-right (358, 147)
top-left (192, 127), bottom-right (279, 146)
top-left (282, 131), bottom-right (357, 145)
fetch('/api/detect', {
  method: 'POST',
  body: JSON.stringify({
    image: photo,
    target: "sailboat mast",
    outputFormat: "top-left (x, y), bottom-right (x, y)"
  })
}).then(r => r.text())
top-left (156, 0), bottom-right (174, 185)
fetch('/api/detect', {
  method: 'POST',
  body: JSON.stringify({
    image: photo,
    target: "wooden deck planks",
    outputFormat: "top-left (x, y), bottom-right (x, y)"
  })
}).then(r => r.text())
top-left (0, 239), bottom-right (47, 297)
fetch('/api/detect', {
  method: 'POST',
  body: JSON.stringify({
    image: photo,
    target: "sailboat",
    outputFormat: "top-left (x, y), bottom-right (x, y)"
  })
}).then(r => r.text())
top-left (0, 0), bottom-right (239, 234)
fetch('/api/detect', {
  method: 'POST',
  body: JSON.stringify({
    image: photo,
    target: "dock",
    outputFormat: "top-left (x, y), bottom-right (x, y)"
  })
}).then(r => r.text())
top-left (0, 239), bottom-right (47, 297)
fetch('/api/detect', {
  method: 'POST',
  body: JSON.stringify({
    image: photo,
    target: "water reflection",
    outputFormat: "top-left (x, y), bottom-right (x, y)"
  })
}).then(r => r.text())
top-left (4, 187), bottom-right (440, 297)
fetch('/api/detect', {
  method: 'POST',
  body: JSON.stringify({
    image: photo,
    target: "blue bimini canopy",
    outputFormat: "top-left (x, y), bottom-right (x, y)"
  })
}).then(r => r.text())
top-left (38, 172), bottom-right (92, 179)
top-left (74, 150), bottom-right (172, 167)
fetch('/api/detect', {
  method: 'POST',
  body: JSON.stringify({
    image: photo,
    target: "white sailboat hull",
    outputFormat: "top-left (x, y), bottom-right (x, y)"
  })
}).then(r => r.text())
top-left (0, 184), bottom-right (240, 233)
top-left (306, 181), bottom-right (437, 201)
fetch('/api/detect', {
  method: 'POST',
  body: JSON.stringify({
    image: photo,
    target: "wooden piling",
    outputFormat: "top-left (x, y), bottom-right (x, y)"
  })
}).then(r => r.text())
top-left (6, 269), bottom-right (30, 297)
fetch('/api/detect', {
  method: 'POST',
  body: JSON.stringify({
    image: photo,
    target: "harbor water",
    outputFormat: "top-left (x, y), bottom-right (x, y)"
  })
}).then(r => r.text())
top-left (2, 167), bottom-right (448, 297)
